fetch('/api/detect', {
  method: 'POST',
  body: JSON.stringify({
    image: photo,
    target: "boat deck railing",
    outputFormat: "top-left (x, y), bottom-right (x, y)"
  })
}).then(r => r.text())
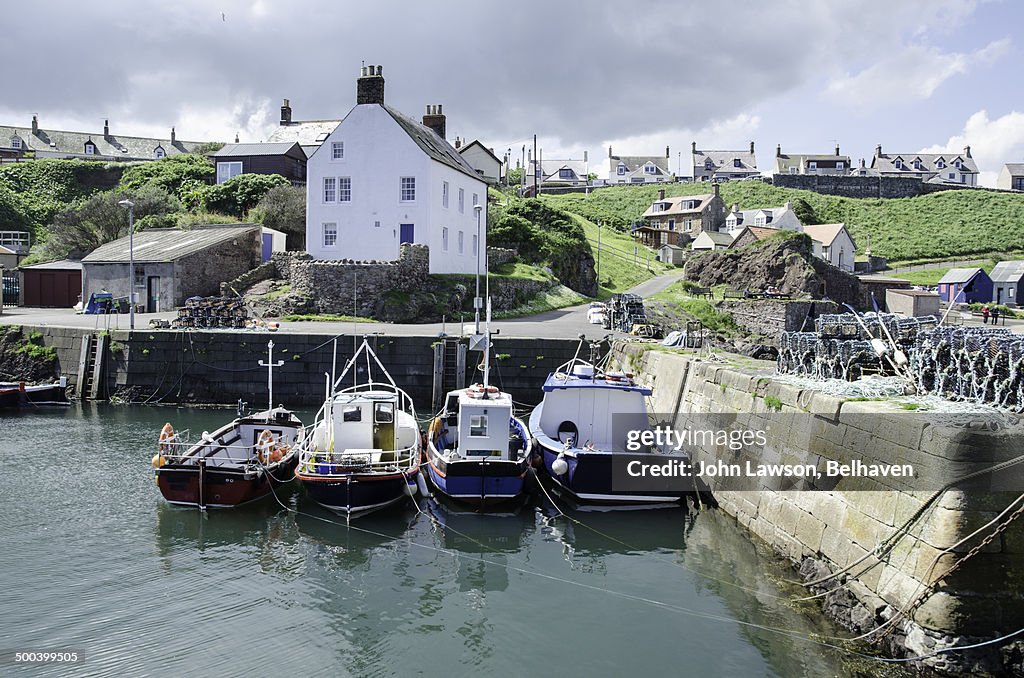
top-left (297, 444), bottom-right (419, 477)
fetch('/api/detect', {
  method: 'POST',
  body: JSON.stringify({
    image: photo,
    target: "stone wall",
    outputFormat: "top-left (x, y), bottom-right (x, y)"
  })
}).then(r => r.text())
top-left (718, 299), bottom-right (839, 338)
top-left (618, 343), bottom-right (1024, 674)
top-left (488, 247), bottom-right (519, 268)
top-left (774, 174), bottom-right (924, 199)
top-left (175, 228), bottom-right (262, 305)
top-left (221, 260), bottom-right (278, 297)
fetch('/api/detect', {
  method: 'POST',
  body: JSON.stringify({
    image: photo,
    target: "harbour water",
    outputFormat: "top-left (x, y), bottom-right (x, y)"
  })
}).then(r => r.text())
top-left (0, 404), bottom-right (902, 677)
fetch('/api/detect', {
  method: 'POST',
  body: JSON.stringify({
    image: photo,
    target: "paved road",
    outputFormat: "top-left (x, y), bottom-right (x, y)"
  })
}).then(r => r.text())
top-left (0, 272), bottom-right (687, 340)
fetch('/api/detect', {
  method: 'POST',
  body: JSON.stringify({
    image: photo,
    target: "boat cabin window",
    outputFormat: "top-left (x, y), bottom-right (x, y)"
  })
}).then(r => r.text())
top-left (342, 406), bottom-right (362, 422)
top-left (374, 402), bottom-right (394, 424)
top-left (469, 415), bottom-right (488, 437)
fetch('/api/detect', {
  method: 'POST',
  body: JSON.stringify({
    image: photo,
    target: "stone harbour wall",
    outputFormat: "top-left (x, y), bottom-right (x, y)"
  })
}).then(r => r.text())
top-left (617, 343), bottom-right (1024, 674)
top-left (718, 299), bottom-right (838, 338)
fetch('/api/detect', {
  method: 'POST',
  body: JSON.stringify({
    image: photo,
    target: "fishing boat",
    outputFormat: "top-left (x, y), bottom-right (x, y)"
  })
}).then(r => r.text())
top-left (0, 379), bottom-right (70, 408)
top-left (153, 341), bottom-right (303, 509)
top-left (529, 339), bottom-right (688, 506)
top-left (424, 300), bottom-right (531, 505)
top-left (294, 339), bottom-right (422, 516)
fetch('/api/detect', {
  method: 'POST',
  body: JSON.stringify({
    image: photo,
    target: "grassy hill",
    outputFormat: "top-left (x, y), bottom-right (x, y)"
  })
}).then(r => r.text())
top-left (539, 183), bottom-right (1024, 264)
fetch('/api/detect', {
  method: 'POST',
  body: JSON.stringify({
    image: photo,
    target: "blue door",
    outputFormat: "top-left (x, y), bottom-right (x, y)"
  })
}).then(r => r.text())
top-left (400, 224), bottom-right (414, 244)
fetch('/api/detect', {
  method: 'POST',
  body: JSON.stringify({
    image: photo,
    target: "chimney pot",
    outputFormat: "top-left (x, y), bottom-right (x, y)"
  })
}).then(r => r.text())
top-left (422, 103), bottom-right (446, 139)
top-left (835, 144), bottom-right (840, 156)
top-left (731, 203), bottom-right (739, 213)
top-left (658, 189), bottom-right (665, 200)
top-left (691, 141), bottom-right (697, 154)
top-left (776, 144), bottom-right (782, 157)
top-left (749, 141), bottom-right (755, 155)
top-left (356, 63), bottom-right (385, 105)
top-left (280, 98), bottom-right (292, 125)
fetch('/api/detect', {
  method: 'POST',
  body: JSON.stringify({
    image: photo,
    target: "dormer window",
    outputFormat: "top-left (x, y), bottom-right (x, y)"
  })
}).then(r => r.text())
top-left (954, 159), bottom-right (962, 169)
top-left (644, 163), bottom-right (656, 174)
top-left (705, 158), bottom-right (714, 169)
top-left (733, 158), bottom-right (741, 168)
top-left (10, 136), bottom-right (22, 149)
top-left (894, 158), bottom-right (903, 169)
top-left (936, 158), bottom-right (945, 169)
top-left (559, 168), bottom-right (573, 179)
top-left (913, 159), bottom-right (922, 170)
top-left (84, 141), bottom-right (97, 155)
top-left (154, 146), bottom-right (165, 159)
top-left (617, 163), bottom-right (626, 176)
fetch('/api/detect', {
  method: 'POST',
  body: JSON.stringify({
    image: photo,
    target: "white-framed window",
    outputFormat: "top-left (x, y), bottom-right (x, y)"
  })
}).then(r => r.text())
top-left (683, 220), bottom-right (693, 233)
top-left (559, 168), bottom-right (573, 179)
top-left (894, 159), bottom-right (903, 169)
top-left (789, 166), bottom-right (798, 174)
top-left (1011, 288), bottom-right (1016, 299)
top-left (400, 177), bottom-right (415, 202)
top-left (705, 158), bottom-right (714, 169)
top-left (754, 216), bottom-right (766, 226)
top-left (644, 163), bottom-right (655, 174)
top-left (954, 159), bottom-right (962, 169)
top-left (808, 161), bottom-right (817, 170)
top-left (338, 177), bottom-right (351, 202)
top-left (84, 142), bottom-right (96, 155)
top-left (458, 187), bottom-right (465, 213)
top-left (458, 230), bottom-right (464, 254)
top-left (442, 227), bottom-right (449, 251)
top-left (472, 233), bottom-right (478, 257)
top-left (733, 158), bottom-right (741, 167)
top-left (936, 159), bottom-right (945, 169)
top-left (217, 161), bottom-right (242, 183)
top-left (154, 146), bottom-right (165, 159)
top-left (442, 181), bottom-right (449, 208)
top-left (322, 222), bottom-right (337, 247)
top-left (472, 193), bottom-right (478, 209)
top-left (949, 172), bottom-right (955, 180)
top-left (331, 141), bottom-right (344, 160)
top-left (469, 415), bottom-right (488, 437)
top-left (10, 136), bottom-right (22, 149)
top-left (913, 159), bottom-right (922, 170)
top-left (323, 176), bottom-right (336, 203)
top-left (617, 163), bottom-right (626, 176)
top-left (836, 161), bottom-right (844, 170)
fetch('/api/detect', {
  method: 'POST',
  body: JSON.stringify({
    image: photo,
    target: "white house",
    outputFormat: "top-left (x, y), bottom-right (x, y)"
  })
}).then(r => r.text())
top-left (457, 139), bottom-right (503, 184)
top-left (803, 224), bottom-right (857, 272)
top-left (605, 146), bottom-right (673, 184)
top-left (305, 66), bottom-right (487, 275)
top-left (723, 202), bottom-right (803, 236)
top-left (870, 144), bottom-right (979, 186)
top-left (691, 231), bottom-right (735, 251)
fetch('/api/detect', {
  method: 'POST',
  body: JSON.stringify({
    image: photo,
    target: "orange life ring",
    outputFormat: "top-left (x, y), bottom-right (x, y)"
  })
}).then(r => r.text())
top-left (256, 429), bottom-right (275, 464)
top-left (158, 423), bottom-right (176, 453)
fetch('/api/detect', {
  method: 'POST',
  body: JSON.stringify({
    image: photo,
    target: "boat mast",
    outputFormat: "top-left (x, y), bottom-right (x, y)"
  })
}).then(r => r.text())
top-left (258, 340), bottom-right (284, 414)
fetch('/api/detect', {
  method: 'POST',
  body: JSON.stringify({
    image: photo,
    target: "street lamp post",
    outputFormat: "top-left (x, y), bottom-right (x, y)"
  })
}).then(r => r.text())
top-left (117, 199), bottom-right (135, 330)
top-left (473, 203), bottom-right (483, 334)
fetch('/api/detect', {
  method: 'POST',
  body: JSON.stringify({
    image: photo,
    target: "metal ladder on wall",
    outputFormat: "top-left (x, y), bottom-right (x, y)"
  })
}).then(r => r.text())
top-left (76, 333), bottom-right (108, 401)
top-left (431, 338), bottom-right (467, 412)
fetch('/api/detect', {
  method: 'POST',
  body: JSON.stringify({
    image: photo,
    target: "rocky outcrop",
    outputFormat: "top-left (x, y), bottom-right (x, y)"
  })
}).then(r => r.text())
top-left (685, 232), bottom-right (862, 308)
top-left (0, 326), bottom-right (60, 383)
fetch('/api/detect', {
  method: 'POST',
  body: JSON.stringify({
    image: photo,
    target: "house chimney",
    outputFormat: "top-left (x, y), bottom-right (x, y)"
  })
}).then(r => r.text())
top-left (776, 144), bottom-right (782, 157)
top-left (454, 136), bottom-right (462, 149)
top-left (749, 141), bottom-right (755, 155)
top-left (103, 119), bottom-right (110, 139)
top-left (234, 132), bottom-right (240, 143)
top-left (860, 158), bottom-right (866, 168)
top-left (875, 144), bottom-right (882, 157)
top-left (665, 145), bottom-right (670, 159)
top-left (964, 145), bottom-right (972, 158)
top-left (713, 183), bottom-right (720, 197)
top-left (422, 104), bottom-right (446, 139)
top-left (784, 201), bottom-right (792, 210)
top-left (356, 64), bottom-right (385, 105)
top-left (835, 144), bottom-right (840, 156)
top-left (31, 115), bottom-right (38, 135)
top-left (658, 189), bottom-right (666, 200)
top-left (731, 203), bottom-right (740, 213)
top-left (170, 127), bottom-right (176, 144)
top-left (691, 141), bottom-right (697, 154)
top-left (280, 99), bottom-right (292, 125)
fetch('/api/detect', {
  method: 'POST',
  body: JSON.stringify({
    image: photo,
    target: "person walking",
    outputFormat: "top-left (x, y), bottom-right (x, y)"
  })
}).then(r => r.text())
top-left (991, 306), bottom-right (1000, 325)
top-left (982, 305), bottom-right (990, 324)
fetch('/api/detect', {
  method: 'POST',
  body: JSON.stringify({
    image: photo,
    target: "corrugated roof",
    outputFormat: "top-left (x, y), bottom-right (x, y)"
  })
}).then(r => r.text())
top-left (212, 142), bottom-right (301, 157)
top-left (82, 225), bottom-right (258, 264)
top-left (937, 267), bottom-right (986, 284)
top-left (990, 261), bottom-right (1024, 284)
top-left (20, 259), bottom-right (83, 271)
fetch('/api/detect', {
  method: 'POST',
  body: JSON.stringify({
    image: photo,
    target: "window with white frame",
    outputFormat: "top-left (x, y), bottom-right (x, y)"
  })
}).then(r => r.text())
top-left (808, 161), bottom-right (817, 171)
top-left (754, 215), bottom-right (766, 226)
top-left (331, 141), bottom-right (344, 160)
top-left (217, 161), bottom-right (242, 183)
top-left (789, 166), bottom-right (798, 174)
top-left (458, 230), bottom-right (464, 254)
top-left (154, 146), bottom-right (165, 159)
top-left (559, 168), bottom-right (573, 179)
top-left (84, 142), bottom-right (96, 155)
top-left (733, 158), bottom-right (741, 167)
top-left (617, 163), bottom-right (626, 175)
top-left (469, 415), bottom-right (488, 437)
top-left (472, 193), bottom-right (478, 209)
top-left (442, 227), bottom-right (449, 251)
top-left (323, 176), bottom-right (337, 202)
top-left (894, 159), bottom-right (903, 169)
top-left (400, 176), bottom-right (415, 202)
top-left (644, 163), bottom-right (655, 174)
top-left (11, 136), bottom-right (22, 149)
top-left (472, 233), bottom-right (478, 257)
top-left (322, 222), bottom-right (338, 247)
top-left (913, 159), bottom-right (922, 170)
top-left (949, 172), bottom-right (955, 180)
top-left (458, 188), bottom-right (465, 213)
top-left (936, 159), bottom-right (945, 169)
top-left (442, 181), bottom-right (449, 208)
top-left (955, 159), bottom-right (962, 169)
top-left (338, 177), bottom-right (351, 202)
top-left (836, 161), bottom-right (844, 170)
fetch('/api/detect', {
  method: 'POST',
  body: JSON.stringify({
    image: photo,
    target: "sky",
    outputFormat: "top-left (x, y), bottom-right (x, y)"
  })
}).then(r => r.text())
top-left (2, 0), bottom-right (1023, 186)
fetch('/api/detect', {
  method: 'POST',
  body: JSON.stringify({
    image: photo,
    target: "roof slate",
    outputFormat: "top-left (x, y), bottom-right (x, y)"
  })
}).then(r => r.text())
top-left (0, 124), bottom-right (210, 160)
top-left (871, 153), bottom-right (979, 175)
top-left (266, 120), bottom-right (341, 146)
top-left (990, 261), bottom-right (1024, 284)
top-left (212, 142), bottom-right (301, 157)
top-left (937, 267), bottom-right (987, 285)
top-left (693, 149), bottom-right (758, 172)
top-left (382, 106), bottom-right (482, 182)
top-left (642, 193), bottom-right (715, 218)
top-left (82, 225), bottom-right (259, 264)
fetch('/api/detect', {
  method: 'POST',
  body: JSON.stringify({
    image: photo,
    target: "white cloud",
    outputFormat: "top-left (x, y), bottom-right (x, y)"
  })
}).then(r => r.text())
top-left (919, 109), bottom-right (1024, 187)
top-left (824, 38), bottom-right (1009, 108)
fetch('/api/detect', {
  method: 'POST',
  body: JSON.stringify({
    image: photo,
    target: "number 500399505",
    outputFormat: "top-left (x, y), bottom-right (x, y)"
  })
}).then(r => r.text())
top-left (9, 651), bottom-right (81, 664)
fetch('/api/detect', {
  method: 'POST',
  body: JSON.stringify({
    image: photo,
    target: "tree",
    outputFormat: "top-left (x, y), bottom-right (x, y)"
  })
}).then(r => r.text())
top-left (38, 186), bottom-right (181, 260)
top-left (197, 173), bottom-right (290, 217)
top-left (251, 184), bottom-right (306, 250)
top-left (507, 167), bottom-right (523, 186)
top-left (791, 198), bottom-right (818, 226)
top-left (118, 154), bottom-right (215, 197)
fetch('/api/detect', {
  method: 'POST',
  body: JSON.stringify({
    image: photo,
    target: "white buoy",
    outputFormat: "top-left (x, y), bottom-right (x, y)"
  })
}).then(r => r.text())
top-left (552, 454), bottom-right (569, 476)
top-left (870, 338), bottom-right (889, 357)
top-left (404, 478), bottom-right (416, 497)
top-left (416, 471), bottom-right (430, 497)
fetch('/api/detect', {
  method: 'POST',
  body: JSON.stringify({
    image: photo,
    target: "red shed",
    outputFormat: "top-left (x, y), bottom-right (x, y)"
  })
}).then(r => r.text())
top-left (20, 260), bottom-right (83, 307)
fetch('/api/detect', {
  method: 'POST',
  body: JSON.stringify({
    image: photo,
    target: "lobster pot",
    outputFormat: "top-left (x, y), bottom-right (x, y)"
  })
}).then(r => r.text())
top-left (172, 296), bottom-right (249, 330)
